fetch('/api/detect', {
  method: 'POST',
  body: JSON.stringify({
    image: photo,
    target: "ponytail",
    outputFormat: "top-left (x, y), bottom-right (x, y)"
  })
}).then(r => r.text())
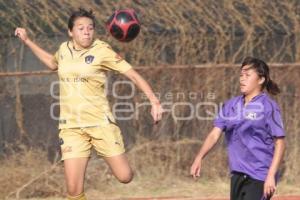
top-left (266, 79), bottom-right (280, 95)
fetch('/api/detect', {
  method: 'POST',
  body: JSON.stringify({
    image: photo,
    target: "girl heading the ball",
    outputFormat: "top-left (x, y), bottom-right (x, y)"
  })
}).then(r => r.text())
top-left (15, 8), bottom-right (163, 200)
top-left (190, 57), bottom-right (285, 200)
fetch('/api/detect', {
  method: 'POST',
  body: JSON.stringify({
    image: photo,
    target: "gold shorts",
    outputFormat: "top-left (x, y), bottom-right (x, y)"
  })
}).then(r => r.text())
top-left (58, 123), bottom-right (125, 160)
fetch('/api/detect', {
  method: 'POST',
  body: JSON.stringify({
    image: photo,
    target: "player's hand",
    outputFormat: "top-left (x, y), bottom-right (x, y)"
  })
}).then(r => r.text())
top-left (151, 102), bottom-right (163, 124)
top-left (190, 157), bottom-right (202, 179)
top-left (264, 174), bottom-right (276, 198)
top-left (15, 28), bottom-right (29, 43)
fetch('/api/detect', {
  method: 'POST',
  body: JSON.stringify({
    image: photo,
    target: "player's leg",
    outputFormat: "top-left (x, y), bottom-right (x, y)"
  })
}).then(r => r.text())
top-left (59, 128), bottom-right (92, 199)
top-left (231, 171), bottom-right (269, 200)
top-left (87, 123), bottom-right (133, 183)
top-left (242, 177), bottom-right (269, 200)
top-left (230, 172), bottom-right (246, 200)
top-left (64, 157), bottom-right (89, 199)
top-left (103, 153), bottom-right (133, 183)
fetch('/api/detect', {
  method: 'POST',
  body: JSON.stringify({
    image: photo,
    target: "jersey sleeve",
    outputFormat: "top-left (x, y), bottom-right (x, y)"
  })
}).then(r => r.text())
top-left (266, 102), bottom-right (285, 137)
top-left (214, 103), bottom-right (227, 131)
top-left (100, 46), bottom-right (132, 73)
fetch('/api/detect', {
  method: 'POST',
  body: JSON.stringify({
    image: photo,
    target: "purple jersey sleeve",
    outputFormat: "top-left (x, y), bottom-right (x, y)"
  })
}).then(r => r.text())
top-left (266, 102), bottom-right (285, 137)
top-left (214, 103), bottom-right (227, 131)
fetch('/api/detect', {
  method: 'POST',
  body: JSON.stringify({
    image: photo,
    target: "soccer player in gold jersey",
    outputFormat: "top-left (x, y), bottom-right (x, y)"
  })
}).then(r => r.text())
top-left (15, 8), bottom-right (163, 200)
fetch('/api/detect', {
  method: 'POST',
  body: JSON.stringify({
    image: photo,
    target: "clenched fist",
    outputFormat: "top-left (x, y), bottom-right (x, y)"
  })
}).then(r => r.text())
top-left (15, 28), bottom-right (29, 43)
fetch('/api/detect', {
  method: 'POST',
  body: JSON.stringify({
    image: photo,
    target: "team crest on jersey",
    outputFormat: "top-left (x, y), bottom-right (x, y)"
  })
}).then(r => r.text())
top-left (85, 55), bottom-right (94, 64)
top-left (245, 112), bottom-right (257, 120)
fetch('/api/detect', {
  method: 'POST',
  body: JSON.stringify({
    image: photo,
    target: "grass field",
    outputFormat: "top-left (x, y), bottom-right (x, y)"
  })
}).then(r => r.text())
top-left (2, 148), bottom-right (300, 200)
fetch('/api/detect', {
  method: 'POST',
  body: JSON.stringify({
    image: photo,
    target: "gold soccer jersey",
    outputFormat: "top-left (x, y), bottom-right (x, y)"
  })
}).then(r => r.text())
top-left (54, 39), bottom-right (132, 129)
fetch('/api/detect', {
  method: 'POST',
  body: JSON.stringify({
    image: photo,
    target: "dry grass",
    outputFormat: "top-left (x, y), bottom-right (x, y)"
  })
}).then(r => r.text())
top-left (1, 138), bottom-right (300, 200)
top-left (0, 146), bottom-right (64, 199)
top-left (1, 143), bottom-right (228, 200)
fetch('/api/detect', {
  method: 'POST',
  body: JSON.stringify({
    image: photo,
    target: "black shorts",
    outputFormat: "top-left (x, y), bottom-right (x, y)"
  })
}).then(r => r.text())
top-left (230, 171), bottom-right (271, 200)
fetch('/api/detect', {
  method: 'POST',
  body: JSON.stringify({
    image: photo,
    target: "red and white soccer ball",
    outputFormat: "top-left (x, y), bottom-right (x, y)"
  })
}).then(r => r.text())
top-left (106, 9), bottom-right (140, 42)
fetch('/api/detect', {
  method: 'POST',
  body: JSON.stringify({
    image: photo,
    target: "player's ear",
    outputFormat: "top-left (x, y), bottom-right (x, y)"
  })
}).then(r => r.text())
top-left (68, 29), bottom-right (73, 37)
top-left (259, 77), bottom-right (265, 85)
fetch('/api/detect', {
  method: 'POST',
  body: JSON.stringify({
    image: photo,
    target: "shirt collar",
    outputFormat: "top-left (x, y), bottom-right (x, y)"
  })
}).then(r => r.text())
top-left (69, 39), bottom-right (97, 52)
top-left (240, 92), bottom-right (266, 104)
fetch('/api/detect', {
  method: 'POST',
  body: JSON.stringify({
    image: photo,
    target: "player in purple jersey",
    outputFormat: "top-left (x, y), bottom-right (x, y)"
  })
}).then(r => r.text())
top-left (191, 57), bottom-right (285, 200)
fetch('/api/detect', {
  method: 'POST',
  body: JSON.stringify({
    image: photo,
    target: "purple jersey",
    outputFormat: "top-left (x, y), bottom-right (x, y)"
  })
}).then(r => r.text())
top-left (214, 92), bottom-right (285, 181)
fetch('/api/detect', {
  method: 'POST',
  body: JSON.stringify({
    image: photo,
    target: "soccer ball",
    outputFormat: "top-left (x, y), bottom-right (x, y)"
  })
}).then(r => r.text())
top-left (106, 9), bottom-right (140, 42)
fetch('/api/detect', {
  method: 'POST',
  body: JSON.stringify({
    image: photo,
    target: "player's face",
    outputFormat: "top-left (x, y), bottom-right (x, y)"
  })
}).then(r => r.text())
top-left (239, 65), bottom-right (265, 95)
top-left (68, 17), bottom-right (95, 49)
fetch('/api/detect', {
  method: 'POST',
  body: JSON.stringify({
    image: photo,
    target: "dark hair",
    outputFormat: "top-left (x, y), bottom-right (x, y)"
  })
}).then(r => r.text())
top-left (68, 8), bottom-right (95, 30)
top-left (241, 57), bottom-right (280, 95)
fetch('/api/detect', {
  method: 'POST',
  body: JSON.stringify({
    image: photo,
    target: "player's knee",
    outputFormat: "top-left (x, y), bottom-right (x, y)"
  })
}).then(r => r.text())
top-left (117, 171), bottom-right (134, 184)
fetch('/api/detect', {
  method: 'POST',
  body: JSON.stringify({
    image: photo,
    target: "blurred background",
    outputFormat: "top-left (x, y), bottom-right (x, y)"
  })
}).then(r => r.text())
top-left (0, 0), bottom-right (299, 199)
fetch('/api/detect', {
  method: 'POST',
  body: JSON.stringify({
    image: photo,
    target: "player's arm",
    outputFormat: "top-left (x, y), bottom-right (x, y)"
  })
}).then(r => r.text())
top-left (15, 28), bottom-right (57, 71)
top-left (264, 137), bottom-right (285, 198)
top-left (123, 68), bottom-right (163, 123)
top-left (190, 127), bottom-right (222, 178)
